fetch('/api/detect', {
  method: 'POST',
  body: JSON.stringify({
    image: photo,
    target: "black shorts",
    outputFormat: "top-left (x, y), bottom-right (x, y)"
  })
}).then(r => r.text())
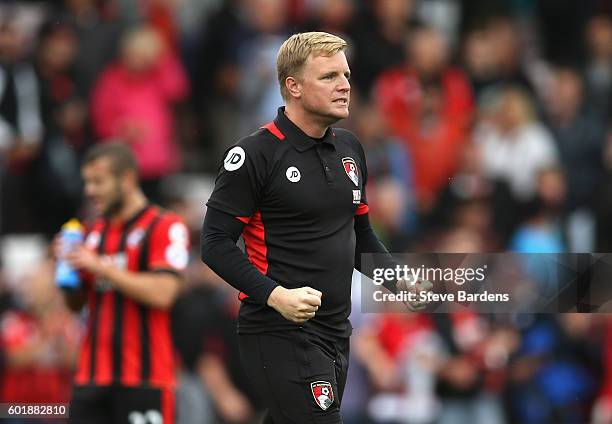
top-left (69, 385), bottom-right (175, 424)
top-left (238, 329), bottom-right (350, 424)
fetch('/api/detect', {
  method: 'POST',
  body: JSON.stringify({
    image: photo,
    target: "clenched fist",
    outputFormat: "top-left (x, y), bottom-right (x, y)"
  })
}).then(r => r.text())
top-left (396, 277), bottom-right (433, 311)
top-left (267, 286), bottom-right (322, 323)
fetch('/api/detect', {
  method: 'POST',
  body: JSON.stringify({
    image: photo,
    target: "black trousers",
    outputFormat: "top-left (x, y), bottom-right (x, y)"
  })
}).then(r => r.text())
top-left (69, 385), bottom-right (174, 424)
top-left (238, 330), bottom-right (350, 424)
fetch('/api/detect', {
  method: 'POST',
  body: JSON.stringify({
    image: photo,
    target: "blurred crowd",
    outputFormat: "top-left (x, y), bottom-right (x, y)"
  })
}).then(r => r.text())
top-left (0, 0), bottom-right (612, 423)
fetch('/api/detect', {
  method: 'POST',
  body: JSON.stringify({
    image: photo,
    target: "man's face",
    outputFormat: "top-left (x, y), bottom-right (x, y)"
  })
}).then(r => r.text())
top-left (295, 51), bottom-right (351, 125)
top-left (82, 157), bottom-right (124, 217)
top-left (409, 29), bottom-right (448, 78)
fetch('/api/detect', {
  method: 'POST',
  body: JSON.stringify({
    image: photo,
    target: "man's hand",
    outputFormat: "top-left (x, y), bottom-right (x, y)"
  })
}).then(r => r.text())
top-left (51, 234), bottom-right (63, 260)
top-left (65, 246), bottom-right (108, 277)
top-left (396, 277), bottom-right (433, 311)
top-left (267, 286), bottom-right (322, 323)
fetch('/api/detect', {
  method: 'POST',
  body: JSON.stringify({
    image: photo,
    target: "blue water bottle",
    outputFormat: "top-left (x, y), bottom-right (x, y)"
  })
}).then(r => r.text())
top-left (55, 218), bottom-right (84, 290)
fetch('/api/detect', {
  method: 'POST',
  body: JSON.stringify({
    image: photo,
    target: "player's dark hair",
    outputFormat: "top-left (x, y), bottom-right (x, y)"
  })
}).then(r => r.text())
top-left (82, 142), bottom-right (138, 177)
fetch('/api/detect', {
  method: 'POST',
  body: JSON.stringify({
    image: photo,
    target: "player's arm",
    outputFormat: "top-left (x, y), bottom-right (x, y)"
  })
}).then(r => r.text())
top-left (349, 134), bottom-right (401, 293)
top-left (66, 248), bottom-right (181, 309)
top-left (201, 207), bottom-right (278, 303)
top-left (104, 269), bottom-right (180, 310)
top-left (197, 354), bottom-right (255, 422)
top-left (203, 139), bottom-right (320, 323)
top-left (354, 212), bottom-right (399, 294)
top-left (201, 207), bottom-right (321, 323)
top-left (354, 214), bottom-right (431, 310)
top-left (65, 216), bottom-right (188, 309)
top-left (351, 134), bottom-right (431, 309)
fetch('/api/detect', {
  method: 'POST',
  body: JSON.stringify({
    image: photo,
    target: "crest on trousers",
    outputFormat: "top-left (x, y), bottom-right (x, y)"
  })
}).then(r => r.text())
top-left (311, 381), bottom-right (334, 411)
top-left (342, 157), bottom-right (359, 186)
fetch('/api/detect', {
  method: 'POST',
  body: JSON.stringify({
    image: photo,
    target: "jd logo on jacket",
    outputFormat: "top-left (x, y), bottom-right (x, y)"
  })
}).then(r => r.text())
top-left (286, 166), bottom-right (301, 182)
top-left (224, 146), bottom-right (245, 171)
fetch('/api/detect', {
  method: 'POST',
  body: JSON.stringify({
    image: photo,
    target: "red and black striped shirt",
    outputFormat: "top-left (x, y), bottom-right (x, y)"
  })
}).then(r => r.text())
top-left (74, 204), bottom-right (189, 389)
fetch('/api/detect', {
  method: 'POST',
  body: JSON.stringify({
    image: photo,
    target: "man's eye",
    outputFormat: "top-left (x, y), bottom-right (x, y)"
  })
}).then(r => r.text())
top-left (323, 75), bottom-right (333, 80)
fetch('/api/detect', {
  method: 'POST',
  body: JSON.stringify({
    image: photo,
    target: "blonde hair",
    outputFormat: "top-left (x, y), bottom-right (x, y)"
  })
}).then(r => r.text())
top-left (277, 32), bottom-right (347, 99)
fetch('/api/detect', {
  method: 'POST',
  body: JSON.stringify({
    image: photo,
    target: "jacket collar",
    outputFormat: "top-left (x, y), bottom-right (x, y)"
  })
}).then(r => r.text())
top-left (273, 107), bottom-right (335, 152)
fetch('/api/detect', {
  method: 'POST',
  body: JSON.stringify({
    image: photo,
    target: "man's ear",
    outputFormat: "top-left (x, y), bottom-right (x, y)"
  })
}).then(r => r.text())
top-left (285, 76), bottom-right (301, 99)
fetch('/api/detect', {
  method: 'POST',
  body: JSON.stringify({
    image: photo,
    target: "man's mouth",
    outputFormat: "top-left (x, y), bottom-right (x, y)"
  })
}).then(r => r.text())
top-left (90, 198), bottom-right (102, 208)
top-left (333, 98), bottom-right (348, 105)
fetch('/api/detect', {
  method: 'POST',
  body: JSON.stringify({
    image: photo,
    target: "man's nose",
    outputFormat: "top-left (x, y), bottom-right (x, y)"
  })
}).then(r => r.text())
top-left (338, 76), bottom-right (350, 92)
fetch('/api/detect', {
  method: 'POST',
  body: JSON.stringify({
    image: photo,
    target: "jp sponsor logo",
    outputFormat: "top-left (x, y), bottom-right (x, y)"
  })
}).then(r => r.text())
top-left (224, 146), bottom-right (245, 171)
top-left (286, 166), bottom-right (301, 182)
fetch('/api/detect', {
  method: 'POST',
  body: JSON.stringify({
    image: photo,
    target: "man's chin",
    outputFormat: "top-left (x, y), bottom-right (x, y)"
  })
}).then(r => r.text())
top-left (91, 201), bottom-right (110, 217)
top-left (95, 206), bottom-right (108, 217)
top-left (322, 109), bottom-right (349, 124)
top-left (332, 105), bottom-right (350, 119)
top-left (337, 109), bottom-right (350, 119)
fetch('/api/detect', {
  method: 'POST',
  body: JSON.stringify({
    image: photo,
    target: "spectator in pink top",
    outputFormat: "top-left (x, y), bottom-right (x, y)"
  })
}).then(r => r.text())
top-left (91, 26), bottom-right (188, 200)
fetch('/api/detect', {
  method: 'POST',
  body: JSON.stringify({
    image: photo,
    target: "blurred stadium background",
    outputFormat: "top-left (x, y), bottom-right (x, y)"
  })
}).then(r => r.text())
top-left (0, 0), bottom-right (612, 423)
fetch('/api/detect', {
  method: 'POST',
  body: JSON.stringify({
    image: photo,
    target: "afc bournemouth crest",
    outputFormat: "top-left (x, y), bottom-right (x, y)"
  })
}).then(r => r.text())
top-left (342, 157), bottom-right (359, 187)
top-left (311, 381), bottom-right (334, 411)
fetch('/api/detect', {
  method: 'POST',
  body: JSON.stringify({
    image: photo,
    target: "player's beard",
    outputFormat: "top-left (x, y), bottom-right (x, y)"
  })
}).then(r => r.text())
top-left (102, 183), bottom-right (125, 218)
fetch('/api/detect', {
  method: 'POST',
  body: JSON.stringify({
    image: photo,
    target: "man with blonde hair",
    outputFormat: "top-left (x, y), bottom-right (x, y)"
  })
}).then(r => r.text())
top-left (202, 32), bottom-right (428, 423)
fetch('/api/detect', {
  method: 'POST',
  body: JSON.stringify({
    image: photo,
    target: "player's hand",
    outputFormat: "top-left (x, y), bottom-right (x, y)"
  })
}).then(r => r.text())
top-left (396, 277), bottom-right (433, 311)
top-left (65, 246), bottom-right (107, 276)
top-left (267, 286), bottom-right (322, 323)
top-left (217, 390), bottom-right (254, 423)
top-left (51, 233), bottom-right (63, 260)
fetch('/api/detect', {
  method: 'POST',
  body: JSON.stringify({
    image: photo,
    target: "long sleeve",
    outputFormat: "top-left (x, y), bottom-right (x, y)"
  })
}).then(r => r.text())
top-left (201, 206), bottom-right (279, 305)
top-left (354, 213), bottom-right (398, 294)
